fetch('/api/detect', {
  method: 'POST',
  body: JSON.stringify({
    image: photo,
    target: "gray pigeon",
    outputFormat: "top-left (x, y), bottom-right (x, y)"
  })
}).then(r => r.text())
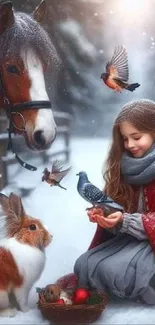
top-left (76, 171), bottom-right (124, 212)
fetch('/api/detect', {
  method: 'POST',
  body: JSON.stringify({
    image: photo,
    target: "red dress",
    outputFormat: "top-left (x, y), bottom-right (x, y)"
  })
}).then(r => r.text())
top-left (56, 181), bottom-right (155, 289)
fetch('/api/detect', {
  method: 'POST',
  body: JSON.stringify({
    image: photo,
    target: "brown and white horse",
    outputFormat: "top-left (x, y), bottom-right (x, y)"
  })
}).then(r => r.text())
top-left (0, 0), bottom-right (59, 152)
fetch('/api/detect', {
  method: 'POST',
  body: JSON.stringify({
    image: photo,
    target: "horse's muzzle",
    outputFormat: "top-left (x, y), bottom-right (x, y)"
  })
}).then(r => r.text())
top-left (33, 130), bottom-right (46, 147)
top-left (30, 127), bottom-right (57, 150)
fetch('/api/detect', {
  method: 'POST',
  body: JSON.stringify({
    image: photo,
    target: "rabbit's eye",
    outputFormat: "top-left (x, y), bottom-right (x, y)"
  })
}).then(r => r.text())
top-left (29, 224), bottom-right (37, 231)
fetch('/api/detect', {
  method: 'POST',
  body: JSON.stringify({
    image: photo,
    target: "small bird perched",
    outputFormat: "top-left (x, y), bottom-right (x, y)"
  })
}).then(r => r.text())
top-left (101, 45), bottom-right (140, 93)
top-left (77, 171), bottom-right (124, 213)
top-left (42, 160), bottom-right (71, 190)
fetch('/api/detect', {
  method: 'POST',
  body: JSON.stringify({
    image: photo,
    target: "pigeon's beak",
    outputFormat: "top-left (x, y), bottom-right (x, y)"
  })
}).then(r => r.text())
top-left (76, 173), bottom-right (79, 176)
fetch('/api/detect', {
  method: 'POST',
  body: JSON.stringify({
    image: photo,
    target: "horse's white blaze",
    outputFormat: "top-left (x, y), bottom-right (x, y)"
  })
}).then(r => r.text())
top-left (21, 48), bottom-right (56, 146)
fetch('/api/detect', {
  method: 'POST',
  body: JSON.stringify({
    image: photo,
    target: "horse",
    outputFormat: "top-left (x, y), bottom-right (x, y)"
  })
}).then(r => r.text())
top-left (0, 0), bottom-right (59, 156)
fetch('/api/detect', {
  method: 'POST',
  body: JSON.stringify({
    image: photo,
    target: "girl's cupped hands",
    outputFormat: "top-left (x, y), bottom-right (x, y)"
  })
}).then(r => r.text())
top-left (87, 207), bottom-right (123, 228)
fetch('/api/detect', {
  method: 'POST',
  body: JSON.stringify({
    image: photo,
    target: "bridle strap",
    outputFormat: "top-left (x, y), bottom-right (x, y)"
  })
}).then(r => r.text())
top-left (6, 100), bottom-right (52, 171)
top-left (7, 120), bottom-right (37, 171)
top-left (7, 100), bottom-right (52, 113)
top-left (0, 70), bottom-right (52, 171)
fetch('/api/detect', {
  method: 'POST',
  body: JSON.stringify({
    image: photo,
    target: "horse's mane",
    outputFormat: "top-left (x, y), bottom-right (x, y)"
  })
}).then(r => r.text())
top-left (0, 11), bottom-right (60, 69)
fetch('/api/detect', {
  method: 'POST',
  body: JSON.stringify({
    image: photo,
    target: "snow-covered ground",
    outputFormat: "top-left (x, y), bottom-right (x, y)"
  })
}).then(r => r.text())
top-left (1, 137), bottom-right (155, 324)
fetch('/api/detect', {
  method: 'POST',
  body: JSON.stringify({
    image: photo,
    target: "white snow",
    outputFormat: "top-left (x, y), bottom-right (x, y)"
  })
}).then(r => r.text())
top-left (1, 137), bottom-right (155, 324)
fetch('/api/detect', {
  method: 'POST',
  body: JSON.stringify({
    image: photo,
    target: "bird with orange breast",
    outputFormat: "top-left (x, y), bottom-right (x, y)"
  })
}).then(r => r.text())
top-left (42, 160), bottom-right (71, 190)
top-left (101, 45), bottom-right (140, 93)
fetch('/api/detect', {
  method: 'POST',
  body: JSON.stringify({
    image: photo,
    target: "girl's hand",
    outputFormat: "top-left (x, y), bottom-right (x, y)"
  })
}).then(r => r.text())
top-left (96, 211), bottom-right (123, 228)
top-left (87, 208), bottom-right (123, 228)
top-left (87, 207), bottom-right (104, 223)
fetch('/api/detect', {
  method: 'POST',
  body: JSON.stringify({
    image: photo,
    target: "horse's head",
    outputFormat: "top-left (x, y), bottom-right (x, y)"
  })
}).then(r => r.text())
top-left (0, 1), bottom-right (59, 150)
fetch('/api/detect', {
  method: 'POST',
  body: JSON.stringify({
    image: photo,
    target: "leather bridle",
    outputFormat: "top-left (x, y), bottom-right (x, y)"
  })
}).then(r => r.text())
top-left (0, 74), bottom-right (52, 171)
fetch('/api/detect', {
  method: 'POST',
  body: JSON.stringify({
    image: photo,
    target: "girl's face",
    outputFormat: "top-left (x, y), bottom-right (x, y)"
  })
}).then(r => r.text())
top-left (119, 121), bottom-right (154, 158)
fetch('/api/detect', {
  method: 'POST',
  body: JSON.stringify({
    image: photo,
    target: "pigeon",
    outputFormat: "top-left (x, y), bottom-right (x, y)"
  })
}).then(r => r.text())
top-left (76, 171), bottom-right (124, 212)
top-left (101, 45), bottom-right (140, 93)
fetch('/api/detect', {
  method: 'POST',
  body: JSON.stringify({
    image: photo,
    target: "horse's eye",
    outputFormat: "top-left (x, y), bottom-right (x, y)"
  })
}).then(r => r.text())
top-left (6, 65), bottom-right (20, 74)
top-left (29, 224), bottom-right (37, 231)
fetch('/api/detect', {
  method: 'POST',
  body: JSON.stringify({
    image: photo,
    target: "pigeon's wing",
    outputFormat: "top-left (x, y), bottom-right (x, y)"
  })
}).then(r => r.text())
top-left (102, 201), bottom-right (124, 211)
top-left (106, 46), bottom-right (129, 82)
top-left (99, 194), bottom-right (124, 211)
top-left (84, 183), bottom-right (105, 203)
top-left (49, 167), bottom-right (71, 182)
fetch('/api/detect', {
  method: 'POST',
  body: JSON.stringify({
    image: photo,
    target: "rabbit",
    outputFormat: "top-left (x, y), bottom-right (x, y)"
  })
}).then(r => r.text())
top-left (0, 192), bottom-right (52, 317)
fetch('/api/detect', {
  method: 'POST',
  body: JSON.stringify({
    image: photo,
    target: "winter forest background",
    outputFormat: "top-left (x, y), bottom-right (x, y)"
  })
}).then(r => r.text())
top-left (6, 0), bottom-right (155, 137)
top-left (1, 0), bottom-right (155, 324)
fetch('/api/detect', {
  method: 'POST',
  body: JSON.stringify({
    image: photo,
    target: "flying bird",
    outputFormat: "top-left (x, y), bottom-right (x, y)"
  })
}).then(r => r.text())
top-left (77, 171), bottom-right (124, 213)
top-left (42, 160), bottom-right (71, 190)
top-left (101, 45), bottom-right (140, 93)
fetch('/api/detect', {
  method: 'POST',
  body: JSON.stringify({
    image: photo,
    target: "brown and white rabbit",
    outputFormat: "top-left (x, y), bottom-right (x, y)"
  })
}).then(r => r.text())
top-left (0, 192), bottom-right (52, 317)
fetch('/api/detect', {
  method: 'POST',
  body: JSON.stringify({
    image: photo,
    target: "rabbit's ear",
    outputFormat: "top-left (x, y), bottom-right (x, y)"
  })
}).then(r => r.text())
top-left (0, 193), bottom-right (9, 215)
top-left (9, 193), bottom-right (25, 219)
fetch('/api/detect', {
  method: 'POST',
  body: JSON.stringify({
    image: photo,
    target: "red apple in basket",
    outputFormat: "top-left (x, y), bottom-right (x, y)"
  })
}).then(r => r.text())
top-left (72, 288), bottom-right (91, 304)
top-left (55, 298), bottom-right (65, 305)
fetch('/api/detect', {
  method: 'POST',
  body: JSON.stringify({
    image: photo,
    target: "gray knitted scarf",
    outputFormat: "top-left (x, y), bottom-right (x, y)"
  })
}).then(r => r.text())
top-left (120, 143), bottom-right (155, 185)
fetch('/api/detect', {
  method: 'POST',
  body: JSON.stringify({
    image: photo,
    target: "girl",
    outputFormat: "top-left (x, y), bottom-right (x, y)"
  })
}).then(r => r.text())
top-left (56, 99), bottom-right (155, 305)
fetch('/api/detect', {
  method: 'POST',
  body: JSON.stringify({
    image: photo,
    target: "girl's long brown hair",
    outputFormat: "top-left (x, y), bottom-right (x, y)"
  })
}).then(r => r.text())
top-left (103, 99), bottom-right (155, 213)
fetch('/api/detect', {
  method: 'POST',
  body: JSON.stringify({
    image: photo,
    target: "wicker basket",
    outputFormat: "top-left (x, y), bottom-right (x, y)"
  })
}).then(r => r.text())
top-left (37, 291), bottom-right (108, 325)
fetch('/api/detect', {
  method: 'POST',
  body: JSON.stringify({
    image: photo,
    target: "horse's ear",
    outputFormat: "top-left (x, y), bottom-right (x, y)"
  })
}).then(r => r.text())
top-left (33, 0), bottom-right (46, 23)
top-left (0, 1), bottom-right (14, 34)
